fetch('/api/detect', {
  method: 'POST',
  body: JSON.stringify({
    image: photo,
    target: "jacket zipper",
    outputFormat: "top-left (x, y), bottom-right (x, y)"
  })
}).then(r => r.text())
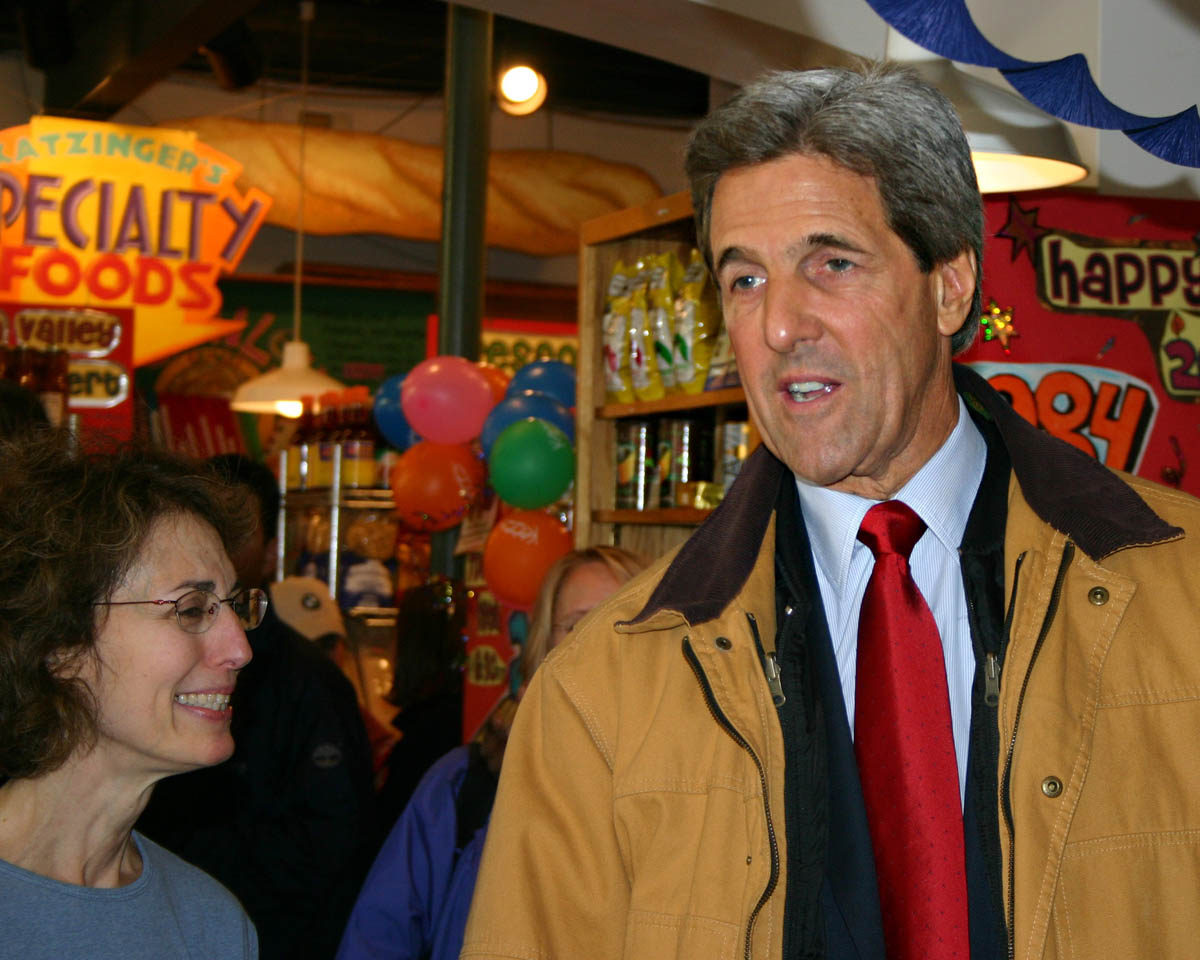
top-left (682, 635), bottom-right (780, 960)
top-left (984, 653), bottom-right (1001, 707)
top-left (1000, 542), bottom-right (1074, 960)
top-left (958, 551), bottom-right (1002, 708)
top-left (747, 611), bottom-right (786, 707)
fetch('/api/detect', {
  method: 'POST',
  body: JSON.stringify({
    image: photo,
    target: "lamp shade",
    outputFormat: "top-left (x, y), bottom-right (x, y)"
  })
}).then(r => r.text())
top-left (230, 341), bottom-right (344, 418)
top-left (905, 58), bottom-right (1088, 194)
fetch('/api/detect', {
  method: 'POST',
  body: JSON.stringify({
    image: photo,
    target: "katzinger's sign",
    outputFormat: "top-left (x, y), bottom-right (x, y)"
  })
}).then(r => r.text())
top-left (0, 117), bottom-right (271, 366)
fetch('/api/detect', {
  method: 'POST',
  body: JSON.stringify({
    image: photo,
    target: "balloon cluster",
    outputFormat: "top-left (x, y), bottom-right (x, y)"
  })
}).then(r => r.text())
top-left (374, 357), bottom-right (577, 608)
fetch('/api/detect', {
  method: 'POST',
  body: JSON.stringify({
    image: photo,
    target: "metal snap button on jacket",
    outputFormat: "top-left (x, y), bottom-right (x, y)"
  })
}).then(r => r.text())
top-left (1088, 586), bottom-right (1109, 606)
top-left (715, 636), bottom-right (732, 650)
top-left (1042, 776), bottom-right (1064, 798)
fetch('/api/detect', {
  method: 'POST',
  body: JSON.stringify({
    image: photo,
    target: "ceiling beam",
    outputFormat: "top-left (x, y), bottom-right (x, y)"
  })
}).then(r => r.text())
top-left (41, 0), bottom-right (261, 119)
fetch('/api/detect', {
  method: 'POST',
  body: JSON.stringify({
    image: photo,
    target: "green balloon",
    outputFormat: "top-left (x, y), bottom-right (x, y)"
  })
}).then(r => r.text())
top-left (488, 418), bottom-right (575, 509)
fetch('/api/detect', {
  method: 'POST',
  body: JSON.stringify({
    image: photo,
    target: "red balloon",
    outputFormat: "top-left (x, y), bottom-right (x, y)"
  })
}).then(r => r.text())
top-left (482, 510), bottom-right (571, 608)
top-left (390, 441), bottom-right (485, 532)
top-left (402, 356), bottom-right (494, 444)
top-left (477, 363), bottom-right (511, 405)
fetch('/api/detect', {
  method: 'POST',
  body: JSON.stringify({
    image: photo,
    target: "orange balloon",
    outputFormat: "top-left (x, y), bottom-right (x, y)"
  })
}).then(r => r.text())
top-left (390, 441), bottom-right (485, 532)
top-left (477, 363), bottom-right (511, 405)
top-left (482, 509), bottom-right (571, 608)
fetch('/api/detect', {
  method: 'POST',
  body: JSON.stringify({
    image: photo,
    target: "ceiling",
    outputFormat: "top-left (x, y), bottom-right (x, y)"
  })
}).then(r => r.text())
top-left (3, 0), bottom-right (710, 121)
top-left (3, 0), bottom-right (1198, 197)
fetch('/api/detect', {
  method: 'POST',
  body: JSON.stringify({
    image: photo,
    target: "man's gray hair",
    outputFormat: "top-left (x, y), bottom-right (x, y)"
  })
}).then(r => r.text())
top-left (685, 61), bottom-right (984, 354)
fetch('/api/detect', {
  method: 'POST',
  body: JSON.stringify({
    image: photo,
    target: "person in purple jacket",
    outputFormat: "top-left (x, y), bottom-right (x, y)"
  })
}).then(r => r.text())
top-left (336, 547), bottom-right (646, 960)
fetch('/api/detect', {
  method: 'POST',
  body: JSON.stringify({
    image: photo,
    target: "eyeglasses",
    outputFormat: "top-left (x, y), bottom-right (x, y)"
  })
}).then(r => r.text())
top-left (96, 588), bottom-right (268, 634)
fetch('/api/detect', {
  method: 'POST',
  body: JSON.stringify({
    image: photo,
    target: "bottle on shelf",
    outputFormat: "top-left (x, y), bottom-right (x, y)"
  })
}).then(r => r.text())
top-left (14, 346), bottom-right (41, 395)
top-left (39, 347), bottom-right (70, 428)
top-left (286, 395), bottom-right (318, 491)
top-left (313, 389), bottom-right (343, 488)
top-left (341, 385), bottom-right (378, 489)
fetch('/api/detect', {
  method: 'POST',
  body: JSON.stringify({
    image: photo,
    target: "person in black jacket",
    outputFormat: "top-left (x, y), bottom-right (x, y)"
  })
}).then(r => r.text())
top-left (138, 454), bottom-right (374, 960)
top-left (0, 379), bottom-right (49, 439)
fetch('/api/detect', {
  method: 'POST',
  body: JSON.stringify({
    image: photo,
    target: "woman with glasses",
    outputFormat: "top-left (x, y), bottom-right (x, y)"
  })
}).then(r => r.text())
top-left (0, 429), bottom-right (266, 960)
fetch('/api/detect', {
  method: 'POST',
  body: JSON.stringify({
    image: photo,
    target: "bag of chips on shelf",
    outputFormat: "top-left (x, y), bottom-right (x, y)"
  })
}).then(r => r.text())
top-left (601, 260), bottom-right (637, 404)
top-left (704, 320), bottom-right (741, 390)
top-left (673, 248), bottom-right (722, 394)
top-left (644, 252), bottom-right (684, 396)
top-left (628, 280), bottom-right (668, 402)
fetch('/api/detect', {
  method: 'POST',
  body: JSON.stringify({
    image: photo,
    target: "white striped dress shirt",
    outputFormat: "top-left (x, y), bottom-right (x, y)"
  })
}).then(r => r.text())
top-left (794, 396), bottom-right (987, 806)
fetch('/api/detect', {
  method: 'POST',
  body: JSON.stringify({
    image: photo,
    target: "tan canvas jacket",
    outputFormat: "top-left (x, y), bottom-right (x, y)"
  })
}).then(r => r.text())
top-left (462, 368), bottom-right (1200, 959)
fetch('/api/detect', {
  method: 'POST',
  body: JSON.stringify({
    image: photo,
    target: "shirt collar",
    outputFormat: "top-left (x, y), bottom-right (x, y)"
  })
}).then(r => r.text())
top-left (794, 395), bottom-right (986, 596)
top-left (628, 364), bottom-right (1181, 629)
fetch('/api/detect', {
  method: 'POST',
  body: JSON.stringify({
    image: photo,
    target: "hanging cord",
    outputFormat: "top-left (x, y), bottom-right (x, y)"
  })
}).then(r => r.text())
top-left (292, 0), bottom-right (315, 343)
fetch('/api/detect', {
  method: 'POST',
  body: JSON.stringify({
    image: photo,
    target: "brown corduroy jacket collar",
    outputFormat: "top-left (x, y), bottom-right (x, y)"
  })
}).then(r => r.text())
top-left (631, 362), bottom-right (1181, 627)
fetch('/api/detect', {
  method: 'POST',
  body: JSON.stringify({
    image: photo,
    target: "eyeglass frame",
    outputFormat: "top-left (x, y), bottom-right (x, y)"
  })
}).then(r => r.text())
top-left (95, 587), bottom-right (269, 634)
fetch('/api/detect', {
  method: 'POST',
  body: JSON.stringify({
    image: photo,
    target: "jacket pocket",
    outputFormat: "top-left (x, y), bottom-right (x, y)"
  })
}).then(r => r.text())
top-left (1052, 829), bottom-right (1200, 959)
top-left (624, 909), bottom-right (739, 960)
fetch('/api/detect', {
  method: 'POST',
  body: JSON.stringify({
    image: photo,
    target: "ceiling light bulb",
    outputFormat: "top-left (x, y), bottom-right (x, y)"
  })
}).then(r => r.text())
top-left (497, 66), bottom-right (547, 116)
top-left (500, 66), bottom-right (540, 104)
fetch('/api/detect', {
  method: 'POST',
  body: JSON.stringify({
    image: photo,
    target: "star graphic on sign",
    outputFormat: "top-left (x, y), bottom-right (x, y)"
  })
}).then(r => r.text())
top-left (996, 198), bottom-right (1049, 265)
top-left (980, 300), bottom-right (1018, 353)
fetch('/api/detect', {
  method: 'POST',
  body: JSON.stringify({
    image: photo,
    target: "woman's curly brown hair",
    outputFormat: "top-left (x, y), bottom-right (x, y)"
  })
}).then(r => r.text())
top-left (0, 429), bottom-right (254, 780)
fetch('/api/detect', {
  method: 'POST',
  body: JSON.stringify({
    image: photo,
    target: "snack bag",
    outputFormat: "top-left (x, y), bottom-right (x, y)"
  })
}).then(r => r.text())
top-left (601, 260), bottom-right (637, 404)
top-left (674, 248), bottom-right (722, 394)
top-left (645, 252), bottom-right (683, 395)
top-left (703, 320), bottom-right (740, 390)
top-left (628, 281), bottom-right (666, 402)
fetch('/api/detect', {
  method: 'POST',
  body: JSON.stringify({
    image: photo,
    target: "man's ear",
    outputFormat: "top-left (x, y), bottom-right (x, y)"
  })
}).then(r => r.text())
top-left (935, 248), bottom-right (978, 337)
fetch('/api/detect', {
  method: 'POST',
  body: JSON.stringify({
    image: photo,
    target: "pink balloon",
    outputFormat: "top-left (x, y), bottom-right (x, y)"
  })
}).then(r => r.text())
top-left (401, 356), bottom-right (495, 444)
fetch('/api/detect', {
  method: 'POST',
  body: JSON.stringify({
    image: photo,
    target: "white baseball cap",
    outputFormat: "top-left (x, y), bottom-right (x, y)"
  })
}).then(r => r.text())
top-left (268, 576), bottom-right (346, 643)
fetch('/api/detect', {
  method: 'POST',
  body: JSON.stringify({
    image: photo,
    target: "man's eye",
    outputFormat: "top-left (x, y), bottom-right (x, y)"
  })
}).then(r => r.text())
top-left (729, 275), bottom-right (763, 292)
top-left (825, 257), bottom-right (854, 273)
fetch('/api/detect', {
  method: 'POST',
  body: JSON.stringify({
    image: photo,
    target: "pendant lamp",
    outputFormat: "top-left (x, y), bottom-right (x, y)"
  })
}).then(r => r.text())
top-left (888, 33), bottom-right (1087, 194)
top-left (230, 0), bottom-right (343, 419)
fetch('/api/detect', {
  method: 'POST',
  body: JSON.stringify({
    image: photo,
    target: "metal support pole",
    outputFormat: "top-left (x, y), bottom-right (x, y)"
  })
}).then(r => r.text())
top-left (432, 4), bottom-right (492, 577)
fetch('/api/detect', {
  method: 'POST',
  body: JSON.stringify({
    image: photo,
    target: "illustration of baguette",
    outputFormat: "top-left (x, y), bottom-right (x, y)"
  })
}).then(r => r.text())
top-left (175, 116), bottom-right (662, 256)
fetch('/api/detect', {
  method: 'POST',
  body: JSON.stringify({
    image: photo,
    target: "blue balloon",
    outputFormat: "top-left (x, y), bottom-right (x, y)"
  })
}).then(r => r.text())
top-left (506, 360), bottom-right (577, 408)
top-left (480, 391), bottom-right (574, 457)
top-left (374, 374), bottom-right (420, 450)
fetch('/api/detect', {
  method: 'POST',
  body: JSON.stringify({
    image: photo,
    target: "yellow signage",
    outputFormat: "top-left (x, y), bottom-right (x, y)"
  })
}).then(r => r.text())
top-left (1039, 234), bottom-right (1200, 313)
top-left (10, 306), bottom-right (121, 355)
top-left (0, 118), bottom-right (271, 366)
top-left (466, 645), bottom-right (507, 687)
top-left (481, 330), bottom-right (577, 372)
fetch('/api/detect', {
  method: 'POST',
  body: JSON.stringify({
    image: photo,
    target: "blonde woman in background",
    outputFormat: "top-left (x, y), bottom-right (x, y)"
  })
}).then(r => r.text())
top-left (337, 547), bottom-right (646, 960)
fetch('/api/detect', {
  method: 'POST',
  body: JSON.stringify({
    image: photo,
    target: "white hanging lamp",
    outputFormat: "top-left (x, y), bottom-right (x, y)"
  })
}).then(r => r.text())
top-left (231, 0), bottom-right (342, 419)
top-left (230, 341), bottom-right (341, 418)
top-left (887, 33), bottom-right (1087, 194)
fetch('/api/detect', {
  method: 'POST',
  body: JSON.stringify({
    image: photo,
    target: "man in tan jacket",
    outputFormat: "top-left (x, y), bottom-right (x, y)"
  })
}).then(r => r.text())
top-left (462, 62), bottom-right (1200, 960)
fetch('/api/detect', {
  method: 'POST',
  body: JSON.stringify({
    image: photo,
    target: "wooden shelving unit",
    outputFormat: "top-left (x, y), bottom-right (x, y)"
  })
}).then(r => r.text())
top-left (597, 385), bottom-right (745, 419)
top-left (574, 191), bottom-right (756, 560)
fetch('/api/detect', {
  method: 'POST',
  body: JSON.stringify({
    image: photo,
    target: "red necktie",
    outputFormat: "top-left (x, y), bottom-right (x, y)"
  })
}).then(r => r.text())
top-left (854, 500), bottom-right (969, 960)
